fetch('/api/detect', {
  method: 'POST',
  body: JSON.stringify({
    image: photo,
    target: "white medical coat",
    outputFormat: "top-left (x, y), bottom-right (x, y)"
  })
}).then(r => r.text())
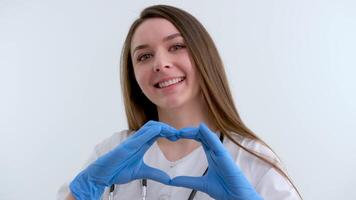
top-left (57, 130), bottom-right (301, 200)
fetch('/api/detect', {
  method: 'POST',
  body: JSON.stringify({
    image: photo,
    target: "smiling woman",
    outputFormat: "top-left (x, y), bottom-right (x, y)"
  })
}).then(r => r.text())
top-left (57, 4), bottom-right (302, 200)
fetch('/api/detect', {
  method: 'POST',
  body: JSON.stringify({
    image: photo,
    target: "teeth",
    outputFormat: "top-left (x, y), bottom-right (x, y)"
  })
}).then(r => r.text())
top-left (158, 77), bottom-right (184, 88)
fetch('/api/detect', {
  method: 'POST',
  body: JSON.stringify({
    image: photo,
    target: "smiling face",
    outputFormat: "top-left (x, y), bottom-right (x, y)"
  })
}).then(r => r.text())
top-left (130, 18), bottom-right (201, 110)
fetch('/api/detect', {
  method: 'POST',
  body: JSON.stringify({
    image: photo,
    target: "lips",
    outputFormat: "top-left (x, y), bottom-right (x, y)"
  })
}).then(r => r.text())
top-left (154, 76), bottom-right (186, 89)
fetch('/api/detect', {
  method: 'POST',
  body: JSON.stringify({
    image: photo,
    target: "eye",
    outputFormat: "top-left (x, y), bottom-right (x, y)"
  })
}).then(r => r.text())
top-left (137, 53), bottom-right (152, 62)
top-left (170, 44), bottom-right (186, 51)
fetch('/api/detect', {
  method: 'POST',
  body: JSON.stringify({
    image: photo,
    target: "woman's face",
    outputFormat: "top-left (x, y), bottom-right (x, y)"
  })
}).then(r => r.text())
top-left (130, 18), bottom-right (201, 109)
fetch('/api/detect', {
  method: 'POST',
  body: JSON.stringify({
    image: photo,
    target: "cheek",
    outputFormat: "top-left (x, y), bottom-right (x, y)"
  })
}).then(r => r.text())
top-left (133, 69), bottom-right (143, 86)
top-left (182, 53), bottom-right (196, 72)
top-left (133, 69), bottom-right (150, 90)
top-left (184, 60), bottom-right (198, 81)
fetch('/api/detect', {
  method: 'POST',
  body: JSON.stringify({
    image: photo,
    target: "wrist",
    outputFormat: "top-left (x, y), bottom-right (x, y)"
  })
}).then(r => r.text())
top-left (69, 171), bottom-right (105, 200)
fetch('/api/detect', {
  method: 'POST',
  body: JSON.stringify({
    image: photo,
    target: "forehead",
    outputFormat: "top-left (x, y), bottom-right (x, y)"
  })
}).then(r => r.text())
top-left (131, 18), bottom-right (181, 49)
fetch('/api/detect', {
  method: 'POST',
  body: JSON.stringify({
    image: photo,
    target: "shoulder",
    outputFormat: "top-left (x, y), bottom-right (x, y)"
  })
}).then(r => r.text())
top-left (240, 136), bottom-right (283, 165)
top-left (223, 133), bottom-right (284, 185)
top-left (224, 132), bottom-right (282, 165)
top-left (224, 133), bottom-right (300, 199)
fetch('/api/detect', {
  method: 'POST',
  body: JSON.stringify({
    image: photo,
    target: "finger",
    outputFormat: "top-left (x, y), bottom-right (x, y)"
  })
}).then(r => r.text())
top-left (198, 123), bottom-right (226, 154)
top-left (198, 124), bottom-right (238, 171)
top-left (137, 120), bottom-right (178, 142)
top-left (129, 120), bottom-right (162, 139)
top-left (126, 123), bottom-right (178, 162)
top-left (118, 133), bottom-right (158, 158)
top-left (170, 176), bottom-right (206, 192)
top-left (135, 163), bottom-right (171, 185)
top-left (177, 127), bottom-right (200, 140)
top-left (159, 123), bottom-right (179, 141)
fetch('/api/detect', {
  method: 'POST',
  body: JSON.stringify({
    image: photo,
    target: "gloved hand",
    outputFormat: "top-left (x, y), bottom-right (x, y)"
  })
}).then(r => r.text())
top-left (69, 120), bottom-right (178, 200)
top-left (171, 123), bottom-right (263, 200)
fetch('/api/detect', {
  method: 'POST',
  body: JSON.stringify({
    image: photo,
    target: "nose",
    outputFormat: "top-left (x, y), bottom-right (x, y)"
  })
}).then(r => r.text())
top-left (153, 64), bottom-right (171, 72)
top-left (153, 51), bottom-right (172, 72)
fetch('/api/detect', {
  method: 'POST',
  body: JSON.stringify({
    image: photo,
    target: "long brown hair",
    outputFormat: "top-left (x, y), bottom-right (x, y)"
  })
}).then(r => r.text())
top-left (120, 4), bottom-right (302, 198)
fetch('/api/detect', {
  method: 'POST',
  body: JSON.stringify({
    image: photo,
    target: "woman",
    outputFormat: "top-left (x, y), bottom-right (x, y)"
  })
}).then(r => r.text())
top-left (58, 4), bottom-right (302, 200)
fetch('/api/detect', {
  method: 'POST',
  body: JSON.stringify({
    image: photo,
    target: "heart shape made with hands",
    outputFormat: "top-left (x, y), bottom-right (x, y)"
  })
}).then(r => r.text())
top-left (141, 121), bottom-right (225, 181)
top-left (143, 123), bottom-right (205, 174)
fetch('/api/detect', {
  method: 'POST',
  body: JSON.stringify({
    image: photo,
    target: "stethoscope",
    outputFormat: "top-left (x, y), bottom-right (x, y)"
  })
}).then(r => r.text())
top-left (109, 133), bottom-right (224, 200)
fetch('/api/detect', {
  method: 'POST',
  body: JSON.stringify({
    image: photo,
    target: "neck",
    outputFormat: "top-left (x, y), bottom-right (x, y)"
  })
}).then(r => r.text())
top-left (156, 94), bottom-right (217, 161)
top-left (157, 94), bottom-right (217, 130)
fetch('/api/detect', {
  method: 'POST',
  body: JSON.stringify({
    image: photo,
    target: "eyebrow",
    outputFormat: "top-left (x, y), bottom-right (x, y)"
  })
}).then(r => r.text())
top-left (132, 33), bottom-right (182, 55)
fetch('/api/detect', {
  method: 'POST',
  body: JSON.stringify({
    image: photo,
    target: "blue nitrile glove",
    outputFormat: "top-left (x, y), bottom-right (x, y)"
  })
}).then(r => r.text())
top-left (69, 120), bottom-right (178, 200)
top-left (170, 123), bottom-right (263, 200)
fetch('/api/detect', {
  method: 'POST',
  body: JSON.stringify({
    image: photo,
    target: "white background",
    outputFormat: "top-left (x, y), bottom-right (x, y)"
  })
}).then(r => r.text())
top-left (1, 0), bottom-right (355, 199)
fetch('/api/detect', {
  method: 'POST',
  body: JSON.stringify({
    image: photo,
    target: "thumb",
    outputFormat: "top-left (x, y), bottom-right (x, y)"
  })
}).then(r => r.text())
top-left (135, 163), bottom-right (171, 185)
top-left (170, 176), bottom-right (205, 192)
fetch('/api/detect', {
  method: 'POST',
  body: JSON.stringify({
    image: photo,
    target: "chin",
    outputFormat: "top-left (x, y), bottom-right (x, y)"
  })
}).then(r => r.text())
top-left (156, 99), bottom-right (186, 110)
